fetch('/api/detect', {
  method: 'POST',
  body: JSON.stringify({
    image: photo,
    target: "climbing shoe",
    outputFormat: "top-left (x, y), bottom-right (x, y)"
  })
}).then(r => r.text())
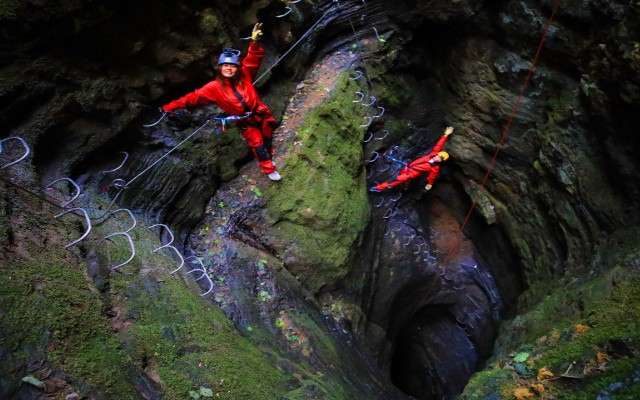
top-left (267, 171), bottom-right (282, 181)
top-left (369, 186), bottom-right (382, 193)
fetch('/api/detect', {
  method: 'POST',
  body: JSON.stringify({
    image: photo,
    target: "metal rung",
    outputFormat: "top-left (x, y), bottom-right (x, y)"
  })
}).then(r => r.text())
top-left (102, 152), bottom-right (129, 174)
top-left (107, 208), bottom-right (137, 233)
top-left (276, 6), bottom-right (292, 17)
top-left (143, 112), bottom-right (167, 128)
top-left (375, 130), bottom-right (389, 140)
top-left (164, 246), bottom-right (185, 274)
top-left (105, 232), bottom-right (136, 270)
top-left (45, 177), bottom-right (82, 207)
top-left (0, 137), bottom-right (30, 169)
top-left (185, 256), bottom-right (214, 296)
top-left (54, 207), bottom-right (92, 249)
top-left (149, 223), bottom-right (175, 252)
top-left (349, 70), bottom-right (363, 81)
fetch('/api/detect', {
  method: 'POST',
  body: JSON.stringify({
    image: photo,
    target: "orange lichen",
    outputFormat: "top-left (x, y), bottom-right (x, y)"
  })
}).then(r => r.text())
top-left (575, 323), bottom-right (589, 334)
top-left (596, 351), bottom-right (610, 364)
top-left (537, 367), bottom-right (554, 381)
top-left (513, 387), bottom-right (534, 399)
top-left (530, 382), bottom-right (545, 394)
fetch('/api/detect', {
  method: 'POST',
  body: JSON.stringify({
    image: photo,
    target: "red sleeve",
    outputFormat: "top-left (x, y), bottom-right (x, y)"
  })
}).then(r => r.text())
top-left (242, 41), bottom-right (265, 80)
top-left (429, 134), bottom-right (449, 155)
top-left (162, 82), bottom-right (218, 112)
top-left (426, 165), bottom-right (441, 185)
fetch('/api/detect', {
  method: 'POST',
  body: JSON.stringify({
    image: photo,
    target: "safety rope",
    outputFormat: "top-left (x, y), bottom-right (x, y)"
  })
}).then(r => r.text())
top-left (161, 109), bottom-right (253, 129)
top-left (130, 8), bottom-right (337, 191)
top-left (253, 7), bottom-right (334, 85)
top-left (460, 0), bottom-right (561, 232)
top-left (125, 119), bottom-right (213, 188)
top-left (344, 4), bottom-right (377, 95)
top-left (0, 176), bottom-right (66, 210)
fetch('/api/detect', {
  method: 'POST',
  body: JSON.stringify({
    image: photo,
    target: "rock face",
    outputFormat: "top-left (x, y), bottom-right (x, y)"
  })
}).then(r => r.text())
top-left (1, 1), bottom-right (640, 400)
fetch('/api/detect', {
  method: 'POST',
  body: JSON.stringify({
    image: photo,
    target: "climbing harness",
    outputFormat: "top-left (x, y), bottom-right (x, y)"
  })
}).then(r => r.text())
top-left (380, 144), bottom-right (438, 172)
top-left (119, 7), bottom-right (336, 278)
top-left (213, 112), bottom-right (254, 134)
top-left (382, 153), bottom-right (409, 168)
top-left (138, 4), bottom-right (335, 183)
top-left (2, 2), bottom-right (340, 297)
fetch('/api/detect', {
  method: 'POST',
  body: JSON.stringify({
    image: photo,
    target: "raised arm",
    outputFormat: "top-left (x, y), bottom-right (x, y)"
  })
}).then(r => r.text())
top-left (242, 23), bottom-right (265, 79)
top-left (430, 126), bottom-right (454, 154)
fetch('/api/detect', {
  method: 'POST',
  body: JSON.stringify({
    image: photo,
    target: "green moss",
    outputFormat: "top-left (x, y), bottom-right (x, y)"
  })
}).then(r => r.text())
top-left (289, 312), bottom-right (341, 362)
top-left (0, 186), bottom-right (9, 249)
top-left (177, 124), bottom-right (248, 179)
top-left (0, 258), bottom-right (139, 397)
top-left (538, 85), bottom-right (580, 145)
top-left (265, 74), bottom-right (370, 290)
top-left (199, 9), bottom-right (222, 34)
top-left (272, 312), bottom-right (350, 399)
top-left (0, 189), bottom-right (294, 398)
top-left (497, 266), bottom-right (628, 352)
top-left (0, 0), bottom-right (20, 19)
top-left (529, 275), bottom-right (640, 398)
top-left (461, 365), bottom-right (512, 399)
top-left (484, 88), bottom-right (500, 105)
top-left (462, 226), bottom-right (640, 399)
top-left (373, 74), bottom-right (413, 110)
top-left (111, 261), bottom-right (290, 399)
top-left (95, 214), bottom-right (291, 398)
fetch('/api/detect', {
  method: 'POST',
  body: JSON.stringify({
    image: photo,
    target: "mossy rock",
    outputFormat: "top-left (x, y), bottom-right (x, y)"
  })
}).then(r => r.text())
top-left (461, 225), bottom-right (640, 399)
top-left (265, 74), bottom-right (370, 292)
top-left (0, 192), bottom-right (292, 399)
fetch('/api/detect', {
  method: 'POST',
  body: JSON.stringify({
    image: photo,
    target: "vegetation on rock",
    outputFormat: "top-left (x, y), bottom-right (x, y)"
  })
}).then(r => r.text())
top-left (461, 225), bottom-right (640, 399)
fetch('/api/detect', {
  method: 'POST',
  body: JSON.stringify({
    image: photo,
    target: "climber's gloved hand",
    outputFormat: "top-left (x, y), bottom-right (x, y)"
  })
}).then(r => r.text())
top-left (444, 126), bottom-right (454, 136)
top-left (425, 184), bottom-right (433, 191)
top-left (251, 23), bottom-right (263, 42)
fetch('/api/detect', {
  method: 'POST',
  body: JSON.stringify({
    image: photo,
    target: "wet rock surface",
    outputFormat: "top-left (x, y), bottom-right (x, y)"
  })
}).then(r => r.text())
top-left (2, 0), bottom-right (640, 399)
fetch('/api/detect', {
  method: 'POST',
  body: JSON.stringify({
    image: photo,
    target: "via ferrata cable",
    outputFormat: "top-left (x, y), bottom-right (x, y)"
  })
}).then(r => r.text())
top-left (132, 9), bottom-right (336, 189)
top-left (253, 7), bottom-right (334, 85)
top-left (460, 0), bottom-right (561, 232)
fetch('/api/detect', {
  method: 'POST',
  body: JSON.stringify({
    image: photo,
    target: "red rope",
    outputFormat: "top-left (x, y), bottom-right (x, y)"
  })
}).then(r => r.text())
top-left (460, 0), bottom-right (562, 232)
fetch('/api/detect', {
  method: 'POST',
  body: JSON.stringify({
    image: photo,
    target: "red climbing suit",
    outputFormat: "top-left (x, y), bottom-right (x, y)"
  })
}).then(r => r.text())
top-left (162, 42), bottom-right (277, 174)
top-left (374, 134), bottom-right (450, 191)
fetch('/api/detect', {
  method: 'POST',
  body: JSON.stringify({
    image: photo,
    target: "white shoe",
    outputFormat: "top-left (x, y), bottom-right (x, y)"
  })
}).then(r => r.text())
top-left (271, 159), bottom-right (276, 167)
top-left (267, 171), bottom-right (281, 181)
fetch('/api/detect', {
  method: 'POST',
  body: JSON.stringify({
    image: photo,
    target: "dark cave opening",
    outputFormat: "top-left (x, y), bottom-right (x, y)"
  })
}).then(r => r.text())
top-left (390, 305), bottom-right (479, 400)
top-left (381, 180), bottom-right (524, 399)
top-left (428, 179), bottom-right (528, 319)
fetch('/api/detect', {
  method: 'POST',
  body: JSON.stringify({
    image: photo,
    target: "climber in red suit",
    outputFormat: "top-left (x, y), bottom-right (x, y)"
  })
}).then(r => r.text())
top-left (370, 127), bottom-right (454, 192)
top-left (162, 23), bottom-right (281, 181)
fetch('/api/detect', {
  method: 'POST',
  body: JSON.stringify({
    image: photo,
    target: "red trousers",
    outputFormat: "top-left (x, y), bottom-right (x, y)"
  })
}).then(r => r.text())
top-left (239, 114), bottom-right (276, 174)
top-left (374, 167), bottom-right (422, 190)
